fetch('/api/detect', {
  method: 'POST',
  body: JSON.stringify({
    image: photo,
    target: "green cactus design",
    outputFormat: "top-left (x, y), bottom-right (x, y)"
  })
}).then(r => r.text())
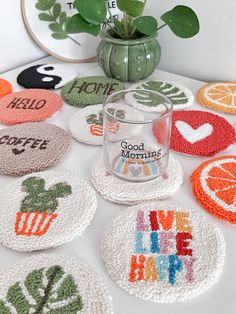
top-left (86, 109), bottom-right (126, 126)
top-left (0, 265), bottom-right (83, 313)
top-left (21, 177), bottom-right (72, 214)
top-left (134, 81), bottom-right (189, 106)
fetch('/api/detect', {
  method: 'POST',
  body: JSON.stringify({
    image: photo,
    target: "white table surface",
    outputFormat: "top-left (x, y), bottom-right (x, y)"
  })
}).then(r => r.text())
top-left (0, 56), bottom-right (236, 314)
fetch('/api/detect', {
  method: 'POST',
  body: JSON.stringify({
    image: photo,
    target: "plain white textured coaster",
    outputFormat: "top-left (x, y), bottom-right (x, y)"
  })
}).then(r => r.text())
top-left (0, 170), bottom-right (97, 252)
top-left (0, 254), bottom-right (113, 314)
top-left (91, 155), bottom-right (183, 205)
top-left (101, 201), bottom-right (225, 303)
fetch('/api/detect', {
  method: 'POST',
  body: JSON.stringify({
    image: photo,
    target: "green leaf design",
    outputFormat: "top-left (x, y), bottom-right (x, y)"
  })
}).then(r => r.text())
top-left (49, 22), bottom-right (61, 32)
top-left (74, 0), bottom-right (107, 25)
top-left (66, 14), bottom-right (100, 36)
top-left (0, 265), bottom-right (83, 313)
top-left (59, 12), bottom-right (67, 26)
top-left (117, 0), bottom-right (145, 17)
top-left (35, 0), bottom-right (56, 11)
top-left (38, 13), bottom-right (55, 22)
top-left (133, 16), bottom-right (158, 36)
top-left (52, 31), bottom-right (68, 39)
top-left (53, 3), bottom-right (61, 19)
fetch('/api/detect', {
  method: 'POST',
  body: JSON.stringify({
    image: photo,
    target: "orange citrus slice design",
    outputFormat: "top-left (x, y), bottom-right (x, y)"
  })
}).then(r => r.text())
top-left (0, 78), bottom-right (12, 98)
top-left (190, 156), bottom-right (236, 223)
top-left (197, 82), bottom-right (236, 114)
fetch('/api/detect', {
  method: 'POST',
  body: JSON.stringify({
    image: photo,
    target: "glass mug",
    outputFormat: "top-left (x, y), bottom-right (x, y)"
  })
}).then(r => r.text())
top-left (103, 89), bottom-right (173, 182)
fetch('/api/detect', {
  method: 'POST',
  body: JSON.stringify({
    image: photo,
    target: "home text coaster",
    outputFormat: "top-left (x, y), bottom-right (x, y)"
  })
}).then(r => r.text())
top-left (0, 122), bottom-right (70, 176)
top-left (0, 170), bottom-right (96, 251)
top-left (91, 154), bottom-right (183, 205)
top-left (61, 76), bottom-right (124, 107)
top-left (0, 78), bottom-right (12, 98)
top-left (101, 201), bottom-right (225, 303)
top-left (191, 155), bottom-right (236, 224)
top-left (0, 89), bottom-right (63, 125)
top-left (0, 254), bottom-right (113, 313)
top-left (17, 64), bottom-right (77, 89)
top-left (126, 80), bottom-right (194, 111)
top-left (153, 110), bottom-right (235, 157)
top-left (197, 82), bottom-right (236, 114)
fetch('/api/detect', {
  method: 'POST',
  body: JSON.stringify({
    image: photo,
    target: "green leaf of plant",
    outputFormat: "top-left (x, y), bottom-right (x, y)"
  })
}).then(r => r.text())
top-left (35, 0), bottom-right (56, 11)
top-left (52, 31), bottom-right (68, 39)
top-left (113, 18), bottom-right (124, 37)
top-left (161, 5), bottom-right (200, 38)
top-left (117, 0), bottom-right (144, 17)
top-left (74, 0), bottom-right (106, 25)
top-left (133, 16), bottom-right (158, 36)
top-left (59, 12), bottom-right (67, 26)
top-left (38, 13), bottom-right (55, 21)
top-left (53, 3), bottom-right (61, 19)
top-left (66, 14), bottom-right (100, 36)
top-left (49, 22), bottom-right (62, 32)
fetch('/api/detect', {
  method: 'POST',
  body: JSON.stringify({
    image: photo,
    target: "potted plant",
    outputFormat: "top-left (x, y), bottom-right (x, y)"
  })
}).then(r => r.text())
top-left (66, 0), bottom-right (200, 82)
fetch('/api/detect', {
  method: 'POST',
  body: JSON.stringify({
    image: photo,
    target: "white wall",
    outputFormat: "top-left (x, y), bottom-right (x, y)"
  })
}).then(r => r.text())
top-left (0, 0), bottom-right (236, 82)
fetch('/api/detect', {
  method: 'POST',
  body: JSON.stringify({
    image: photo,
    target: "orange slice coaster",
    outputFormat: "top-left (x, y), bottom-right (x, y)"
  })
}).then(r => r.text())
top-left (190, 156), bottom-right (236, 223)
top-left (197, 82), bottom-right (236, 114)
top-left (0, 78), bottom-right (12, 98)
top-left (0, 89), bottom-right (62, 125)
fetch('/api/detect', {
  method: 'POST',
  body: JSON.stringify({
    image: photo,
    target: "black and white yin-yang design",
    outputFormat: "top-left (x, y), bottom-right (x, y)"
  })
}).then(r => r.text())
top-left (17, 64), bottom-right (77, 90)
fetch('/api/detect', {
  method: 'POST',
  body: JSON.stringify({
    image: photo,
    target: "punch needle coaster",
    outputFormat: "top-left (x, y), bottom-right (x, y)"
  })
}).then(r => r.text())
top-left (0, 78), bottom-right (12, 98)
top-left (0, 122), bottom-right (70, 176)
top-left (0, 254), bottom-right (113, 313)
top-left (153, 110), bottom-right (235, 157)
top-left (191, 156), bottom-right (236, 224)
top-left (91, 154), bottom-right (183, 205)
top-left (197, 82), bottom-right (236, 114)
top-left (126, 80), bottom-right (194, 111)
top-left (0, 89), bottom-right (63, 125)
top-left (17, 64), bottom-right (77, 89)
top-left (101, 200), bottom-right (225, 303)
top-left (61, 76), bottom-right (124, 108)
top-left (0, 170), bottom-right (97, 252)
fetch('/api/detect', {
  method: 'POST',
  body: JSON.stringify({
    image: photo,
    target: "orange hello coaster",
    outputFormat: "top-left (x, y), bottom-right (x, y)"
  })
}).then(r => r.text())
top-left (191, 156), bottom-right (236, 223)
top-left (0, 78), bottom-right (12, 98)
top-left (197, 82), bottom-right (236, 114)
top-left (0, 89), bottom-right (62, 125)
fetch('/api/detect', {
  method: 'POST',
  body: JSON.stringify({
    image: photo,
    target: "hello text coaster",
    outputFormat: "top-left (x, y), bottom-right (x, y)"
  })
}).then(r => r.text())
top-left (0, 78), bottom-right (12, 98)
top-left (0, 254), bottom-right (113, 313)
top-left (191, 156), bottom-right (236, 224)
top-left (91, 154), bottom-right (183, 205)
top-left (153, 110), bottom-right (235, 157)
top-left (101, 201), bottom-right (225, 303)
top-left (126, 80), bottom-right (194, 111)
top-left (0, 170), bottom-right (97, 252)
top-left (0, 122), bottom-right (70, 176)
top-left (0, 89), bottom-right (63, 125)
top-left (197, 82), bottom-right (236, 114)
top-left (61, 76), bottom-right (124, 108)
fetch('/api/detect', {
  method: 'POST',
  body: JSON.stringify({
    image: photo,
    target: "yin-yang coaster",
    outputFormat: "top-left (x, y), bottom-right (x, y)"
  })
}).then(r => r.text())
top-left (126, 80), bottom-right (194, 111)
top-left (191, 156), bottom-right (236, 224)
top-left (0, 122), bottom-right (70, 176)
top-left (17, 64), bottom-right (77, 90)
top-left (0, 78), bottom-right (12, 98)
top-left (61, 76), bottom-right (124, 108)
top-left (0, 89), bottom-right (63, 125)
top-left (153, 110), bottom-right (235, 157)
top-left (91, 154), bottom-right (183, 205)
top-left (101, 201), bottom-right (225, 303)
top-left (0, 170), bottom-right (97, 252)
top-left (0, 254), bottom-right (113, 314)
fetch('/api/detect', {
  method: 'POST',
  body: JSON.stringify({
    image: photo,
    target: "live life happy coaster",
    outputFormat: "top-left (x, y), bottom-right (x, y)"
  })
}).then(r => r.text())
top-left (0, 254), bottom-right (113, 313)
top-left (101, 201), bottom-right (225, 303)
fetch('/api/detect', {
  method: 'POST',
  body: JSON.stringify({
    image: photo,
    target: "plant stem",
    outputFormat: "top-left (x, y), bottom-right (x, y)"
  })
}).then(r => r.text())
top-left (157, 23), bottom-right (167, 31)
top-left (123, 12), bottom-right (129, 39)
top-left (68, 35), bottom-right (81, 46)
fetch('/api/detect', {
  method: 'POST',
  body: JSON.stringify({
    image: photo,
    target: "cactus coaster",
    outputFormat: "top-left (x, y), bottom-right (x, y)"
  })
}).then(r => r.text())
top-left (61, 76), bottom-right (124, 107)
top-left (126, 80), bottom-right (194, 111)
top-left (101, 201), bottom-right (225, 303)
top-left (0, 170), bottom-right (97, 251)
top-left (0, 254), bottom-right (113, 313)
top-left (0, 78), bottom-right (12, 98)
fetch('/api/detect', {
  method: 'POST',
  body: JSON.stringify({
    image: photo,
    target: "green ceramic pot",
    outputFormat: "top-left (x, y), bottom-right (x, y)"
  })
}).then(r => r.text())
top-left (97, 30), bottom-right (161, 82)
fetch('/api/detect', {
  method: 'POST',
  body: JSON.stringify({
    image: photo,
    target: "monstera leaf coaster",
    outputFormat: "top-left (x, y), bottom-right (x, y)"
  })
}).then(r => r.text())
top-left (0, 254), bottom-right (113, 313)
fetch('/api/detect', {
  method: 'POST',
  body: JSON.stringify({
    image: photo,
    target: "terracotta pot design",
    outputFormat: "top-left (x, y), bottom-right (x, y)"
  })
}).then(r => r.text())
top-left (107, 121), bottom-right (120, 134)
top-left (90, 124), bottom-right (104, 136)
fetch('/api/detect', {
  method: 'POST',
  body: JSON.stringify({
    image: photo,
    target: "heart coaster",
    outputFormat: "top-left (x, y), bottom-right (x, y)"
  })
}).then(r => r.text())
top-left (101, 201), bottom-right (225, 303)
top-left (153, 110), bottom-right (235, 157)
top-left (0, 170), bottom-right (96, 251)
top-left (0, 89), bottom-right (62, 125)
top-left (91, 154), bottom-right (183, 205)
top-left (17, 64), bottom-right (77, 89)
top-left (0, 254), bottom-right (113, 313)
top-left (61, 76), bottom-right (124, 108)
top-left (0, 78), bottom-right (12, 98)
top-left (126, 80), bottom-right (194, 111)
top-left (191, 156), bottom-right (236, 224)
top-left (0, 122), bottom-right (70, 176)
top-left (197, 82), bottom-right (236, 114)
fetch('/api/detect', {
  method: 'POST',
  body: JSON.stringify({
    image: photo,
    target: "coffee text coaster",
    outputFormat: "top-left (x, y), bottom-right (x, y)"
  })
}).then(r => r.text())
top-left (0, 78), bottom-right (12, 98)
top-left (0, 122), bottom-right (70, 176)
top-left (0, 254), bottom-right (113, 313)
top-left (101, 201), bottom-right (225, 303)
